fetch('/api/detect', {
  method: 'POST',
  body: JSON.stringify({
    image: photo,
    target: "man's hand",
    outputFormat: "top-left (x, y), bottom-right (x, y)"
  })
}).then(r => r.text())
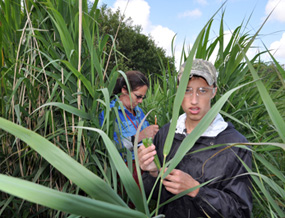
top-left (162, 168), bottom-right (200, 197)
top-left (138, 144), bottom-right (158, 177)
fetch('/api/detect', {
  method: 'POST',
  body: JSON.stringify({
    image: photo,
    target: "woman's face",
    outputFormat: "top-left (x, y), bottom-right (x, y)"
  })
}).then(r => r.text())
top-left (120, 85), bottom-right (148, 112)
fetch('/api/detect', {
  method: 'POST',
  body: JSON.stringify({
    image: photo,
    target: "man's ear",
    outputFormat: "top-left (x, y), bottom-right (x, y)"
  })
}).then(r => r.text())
top-left (211, 87), bottom-right (217, 99)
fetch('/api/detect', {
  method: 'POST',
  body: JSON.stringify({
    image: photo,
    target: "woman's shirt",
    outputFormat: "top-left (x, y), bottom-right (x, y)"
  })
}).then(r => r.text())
top-left (99, 99), bottom-right (149, 158)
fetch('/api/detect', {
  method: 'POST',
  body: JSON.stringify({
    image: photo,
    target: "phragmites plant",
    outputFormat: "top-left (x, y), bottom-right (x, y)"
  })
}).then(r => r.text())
top-left (0, 0), bottom-right (284, 217)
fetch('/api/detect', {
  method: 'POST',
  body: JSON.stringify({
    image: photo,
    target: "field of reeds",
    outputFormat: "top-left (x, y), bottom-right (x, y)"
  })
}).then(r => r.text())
top-left (0, 0), bottom-right (284, 217)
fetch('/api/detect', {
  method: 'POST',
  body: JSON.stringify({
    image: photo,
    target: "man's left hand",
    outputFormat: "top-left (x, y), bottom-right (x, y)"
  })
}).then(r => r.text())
top-left (162, 168), bottom-right (200, 197)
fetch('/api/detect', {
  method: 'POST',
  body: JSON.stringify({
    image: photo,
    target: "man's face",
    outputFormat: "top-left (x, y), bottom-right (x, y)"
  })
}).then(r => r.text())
top-left (181, 77), bottom-right (217, 125)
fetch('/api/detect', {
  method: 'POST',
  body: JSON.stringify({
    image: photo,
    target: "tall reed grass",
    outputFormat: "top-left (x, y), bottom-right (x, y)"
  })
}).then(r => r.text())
top-left (0, 0), bottom-right (284, 217)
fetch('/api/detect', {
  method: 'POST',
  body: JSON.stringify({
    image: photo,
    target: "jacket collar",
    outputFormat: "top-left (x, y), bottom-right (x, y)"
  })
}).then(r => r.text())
top-left (175, 113), bottom-right (228, 137)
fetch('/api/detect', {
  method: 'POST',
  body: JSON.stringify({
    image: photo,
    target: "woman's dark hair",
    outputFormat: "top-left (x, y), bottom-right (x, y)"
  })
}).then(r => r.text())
top-left (113, 71), bottom-right (149, 95)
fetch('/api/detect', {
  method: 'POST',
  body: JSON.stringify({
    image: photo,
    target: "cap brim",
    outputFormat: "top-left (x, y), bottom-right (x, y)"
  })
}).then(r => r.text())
top-left (190, 70), bottom-right (214, 86)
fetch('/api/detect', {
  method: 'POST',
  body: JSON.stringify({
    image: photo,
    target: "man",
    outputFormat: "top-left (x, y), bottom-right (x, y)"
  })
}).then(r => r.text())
top-left (138, 59), bottom-right (252, 217)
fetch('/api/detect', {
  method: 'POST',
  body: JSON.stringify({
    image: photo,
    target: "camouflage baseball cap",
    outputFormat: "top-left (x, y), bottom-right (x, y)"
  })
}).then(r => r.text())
top-left (178, 59), bottom-right (217, 86)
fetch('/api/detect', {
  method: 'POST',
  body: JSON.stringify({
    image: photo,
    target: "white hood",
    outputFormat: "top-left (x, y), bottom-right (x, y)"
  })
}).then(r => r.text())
top-left (175, 113), bottom-right (228, 137)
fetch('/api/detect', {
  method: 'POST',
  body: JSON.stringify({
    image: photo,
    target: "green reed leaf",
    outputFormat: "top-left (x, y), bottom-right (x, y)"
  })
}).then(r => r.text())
top-left (0, 117), bottom-right (127, 207)
top-left (0, 174), bottom-right (145, 218)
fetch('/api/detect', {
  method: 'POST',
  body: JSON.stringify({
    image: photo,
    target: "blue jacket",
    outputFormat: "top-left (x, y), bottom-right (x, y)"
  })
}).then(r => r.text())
top-left (99, 99), bottom-right (149, 158)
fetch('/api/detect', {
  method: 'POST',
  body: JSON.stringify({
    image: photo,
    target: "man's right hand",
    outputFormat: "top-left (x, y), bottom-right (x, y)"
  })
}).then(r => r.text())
top-left (138, 144), bottom-right (158, 177)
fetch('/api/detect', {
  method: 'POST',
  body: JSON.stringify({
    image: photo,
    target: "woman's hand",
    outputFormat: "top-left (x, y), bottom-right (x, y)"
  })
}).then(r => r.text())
top-left (139, 125), bottom-right (159, 141)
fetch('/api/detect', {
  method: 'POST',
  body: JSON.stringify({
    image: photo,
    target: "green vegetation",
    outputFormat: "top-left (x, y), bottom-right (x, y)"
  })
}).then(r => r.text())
top-left (98, 4), bottom-right (175, 79)
top-left (0, 0), bottom-right (284, 217)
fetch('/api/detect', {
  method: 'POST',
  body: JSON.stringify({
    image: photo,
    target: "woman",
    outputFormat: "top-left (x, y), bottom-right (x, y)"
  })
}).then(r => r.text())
top-left (100, 70), bottom-right (159, 158)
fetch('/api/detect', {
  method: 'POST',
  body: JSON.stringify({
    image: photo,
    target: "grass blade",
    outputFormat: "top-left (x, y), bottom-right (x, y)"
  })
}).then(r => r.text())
top-left (76, 126), bottom-right (145, 213)
top-left (0, 117), bottom-right (127, 207)
top-left (0, 174), bottom-right (145, 218)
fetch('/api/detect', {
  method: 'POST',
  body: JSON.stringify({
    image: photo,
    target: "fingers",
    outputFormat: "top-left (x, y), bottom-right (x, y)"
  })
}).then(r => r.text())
top-left (144, 125), bottom-right (159, 138)
top-left (138, 144), bottom-right (156, 163)
top-left (162, 177), bottom-right (180, 195)
top-left (164, 168), bottom-right (180, 182)
top-left (138, 144), bottom-right (157, 172)
top-left (162, 168), bottom-right (200, 196)
top-left (162, 169), bottom-right (183, 195)
top-left (138, 146), bottom-right (154, 165)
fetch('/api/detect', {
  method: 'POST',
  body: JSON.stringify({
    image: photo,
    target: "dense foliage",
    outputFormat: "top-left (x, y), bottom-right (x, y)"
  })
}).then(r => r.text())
top-left (0, 0), bottom-right (284, 217)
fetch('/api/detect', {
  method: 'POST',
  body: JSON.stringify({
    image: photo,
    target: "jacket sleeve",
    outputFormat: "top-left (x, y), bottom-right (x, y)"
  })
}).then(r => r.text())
top-left (142, 172), bottom-right (159, 199)
top-left (192, 146), bottom-right (252, 218)
top-left (99, 110), bottom-right (104, 126)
